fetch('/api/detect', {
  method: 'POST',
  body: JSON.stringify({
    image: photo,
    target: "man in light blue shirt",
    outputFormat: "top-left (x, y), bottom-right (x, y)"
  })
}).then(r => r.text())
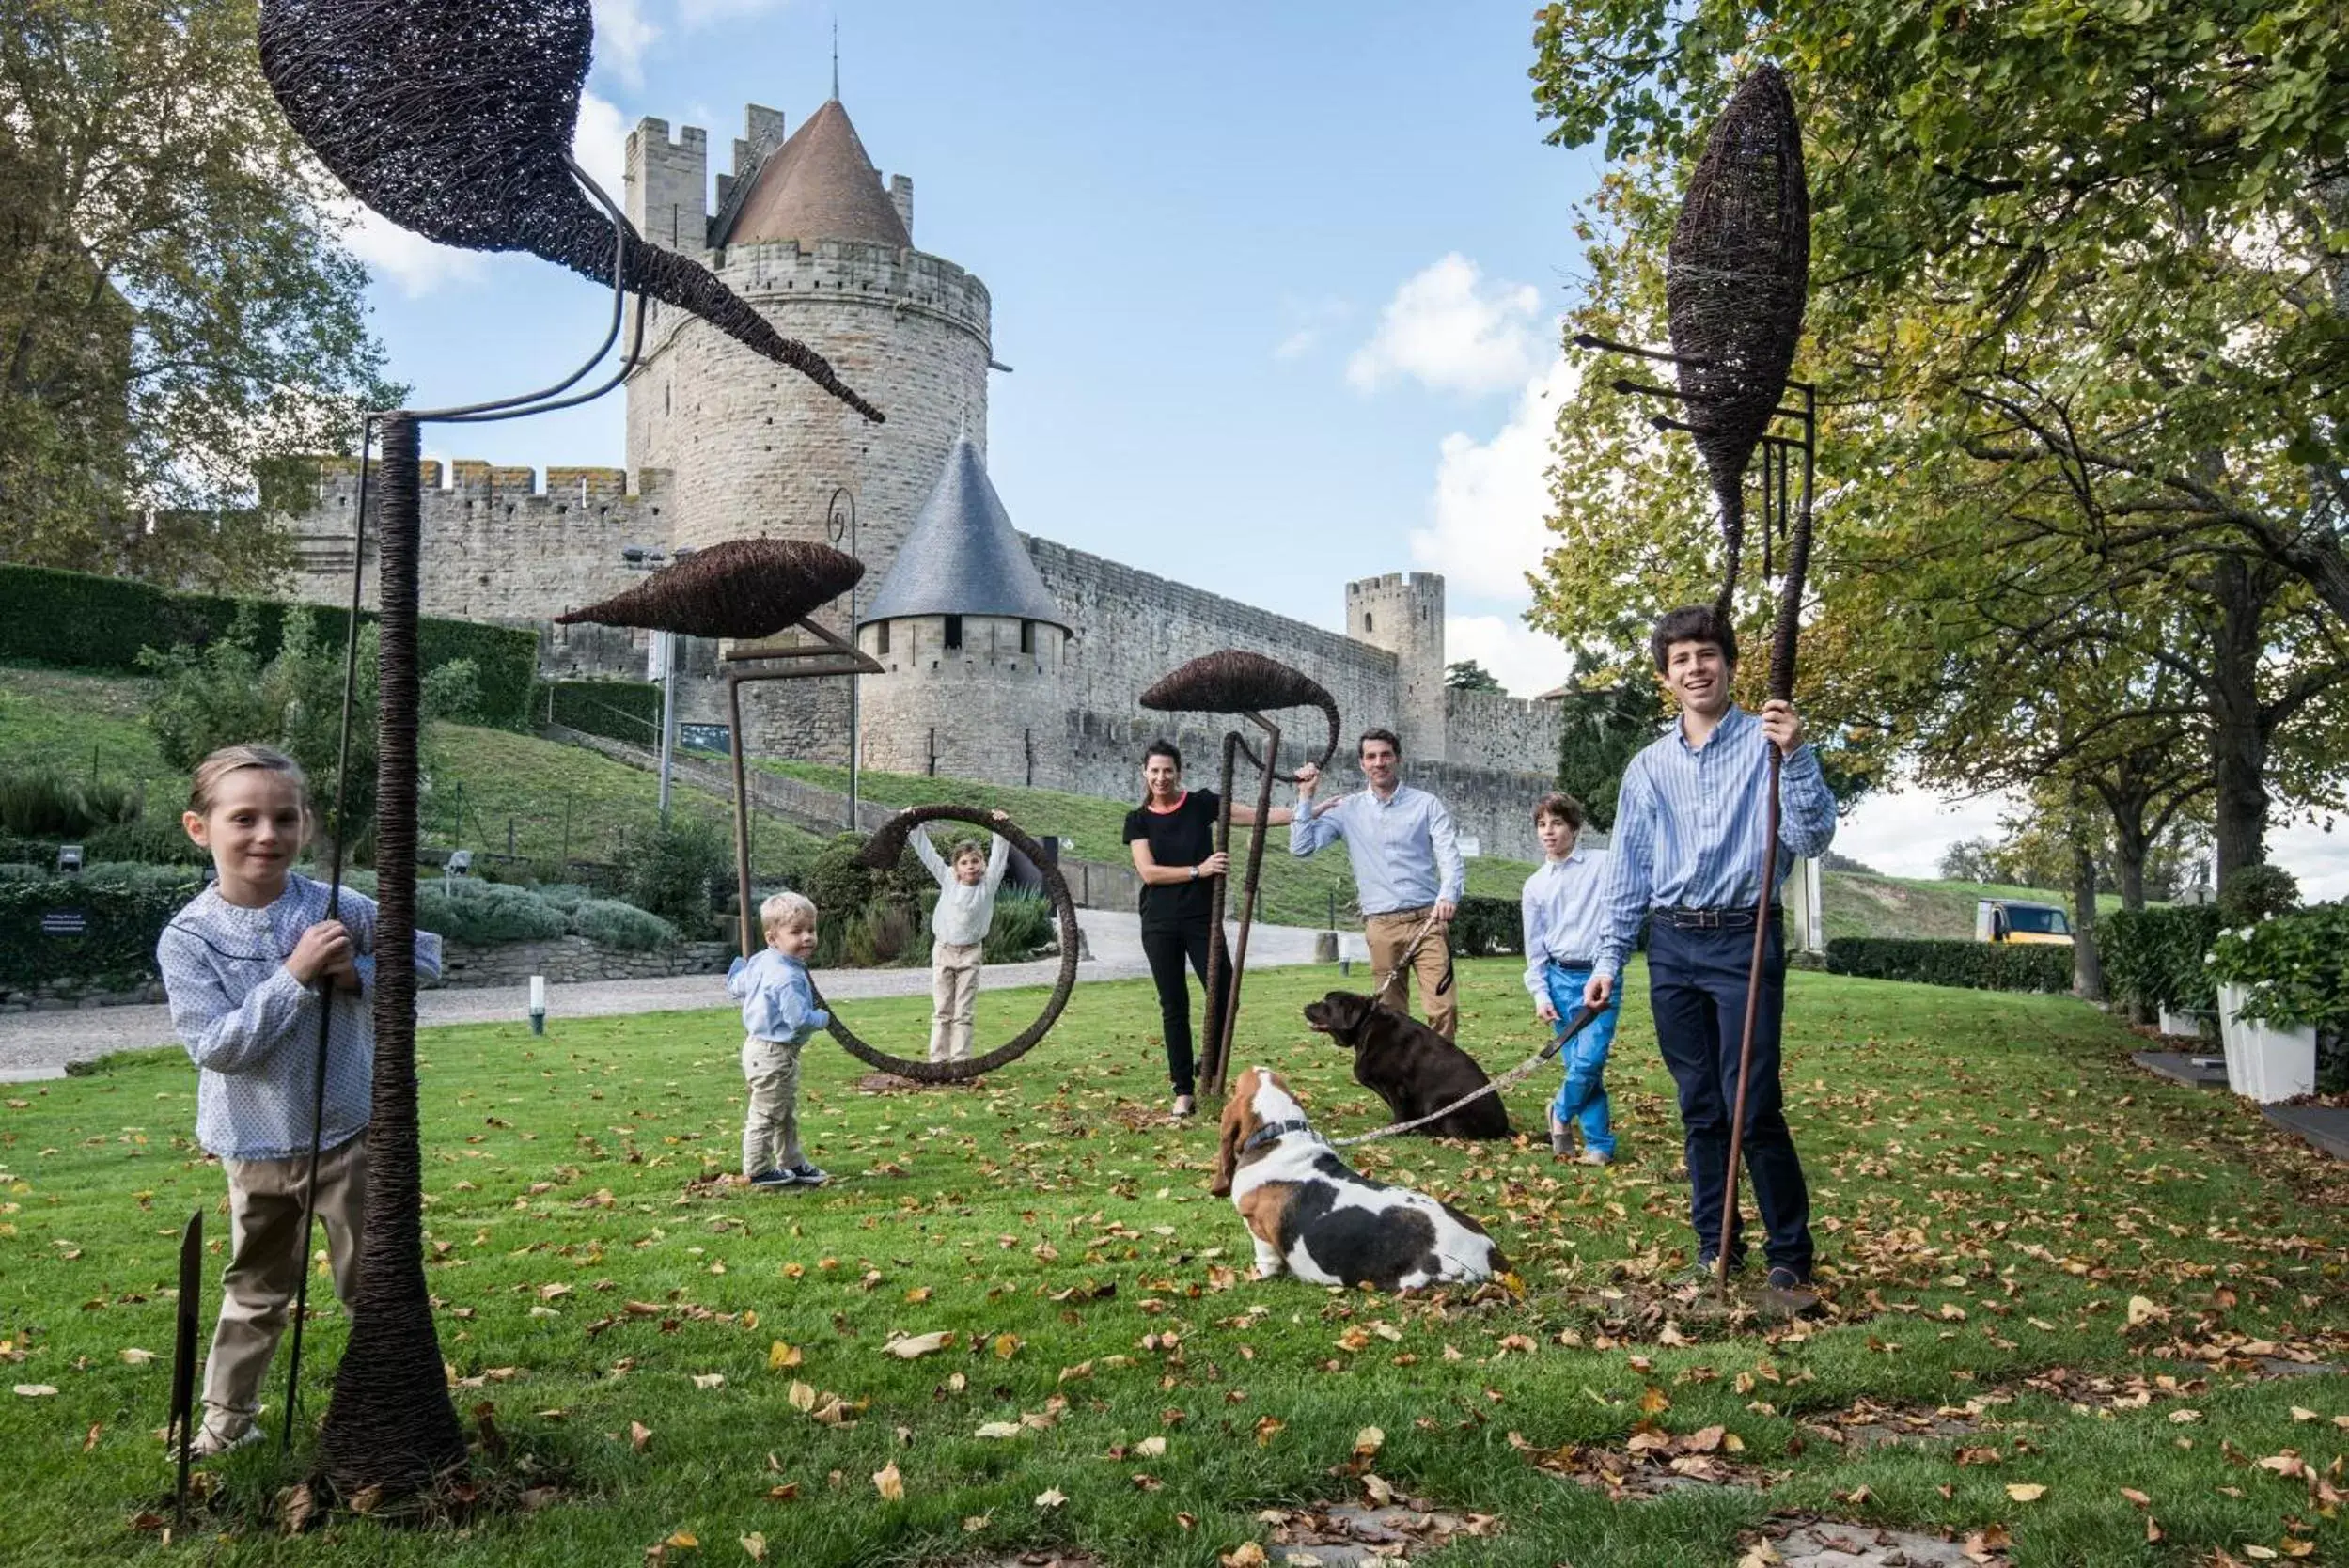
top-left (1292, 727), bottom-right (1467, 1038)
top-left (1584, 605), bottom-right (1837, 1293)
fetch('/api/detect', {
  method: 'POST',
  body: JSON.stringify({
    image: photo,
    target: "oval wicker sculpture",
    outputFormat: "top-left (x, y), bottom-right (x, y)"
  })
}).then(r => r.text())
top-left (808, 805), bottom-right (1081, 1085)
top-left (1666, 63), bottom-right (1809, 619)
top-left (258, 0), bottom-right (882, 423)
top-left (556, 540), bottom-right (867, 640)
top-left (1139, 651), bottom-right (1339, 1096)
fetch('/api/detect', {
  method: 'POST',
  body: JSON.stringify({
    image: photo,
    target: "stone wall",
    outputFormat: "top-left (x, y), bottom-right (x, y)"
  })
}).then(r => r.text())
top-left (1445, 687), bottom-right (1564, 785)
top-left (428, 935), bottom-right (734, 990)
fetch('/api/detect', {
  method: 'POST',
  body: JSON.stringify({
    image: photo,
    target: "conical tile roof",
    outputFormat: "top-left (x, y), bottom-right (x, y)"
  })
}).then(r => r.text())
top-left (717, 99), bottom-right (910, 248)
top-left (860, 436), bottom-right (1068, 633)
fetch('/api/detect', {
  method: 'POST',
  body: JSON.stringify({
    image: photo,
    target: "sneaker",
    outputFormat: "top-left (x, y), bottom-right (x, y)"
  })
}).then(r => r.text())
top-left (746, 1168), bottom-right (791, 1189)
top-left (1577, 1150), bottom-right (1612, 1167)
top-left (1758, 1265), bottom-right (1823, 1318)
top-left (1670, 1256), bottom-right (1742, 1290)
top-left (1171, 1095), bottom-right (1197, 1119)
top-left (1548, 1120), bottom-right (1573, 1157)
top-left (187, 1422), bottom-right (265, 1461)
top-left (781, 1162), bottom-right (829, 1187)
top-left (1764, 1265), bottom-right (1811, 1290)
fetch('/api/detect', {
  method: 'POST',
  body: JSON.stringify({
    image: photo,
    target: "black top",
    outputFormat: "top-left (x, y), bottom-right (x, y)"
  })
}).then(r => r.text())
top-left (1123, 789), bottom-right (1219, 932)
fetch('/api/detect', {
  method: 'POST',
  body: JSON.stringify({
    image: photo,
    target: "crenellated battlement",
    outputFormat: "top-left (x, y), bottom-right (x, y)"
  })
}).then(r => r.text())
top-left (714, 236), bottom-right (991, 332)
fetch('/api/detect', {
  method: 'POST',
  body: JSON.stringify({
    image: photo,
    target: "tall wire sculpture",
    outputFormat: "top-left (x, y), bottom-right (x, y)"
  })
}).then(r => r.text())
top-left (1138, 651), bottom-right (1339, 1098)
top-left (256, 0), bottom-right (884, 1501)
top-left (1574, 62), bottom-right (1815, 1297)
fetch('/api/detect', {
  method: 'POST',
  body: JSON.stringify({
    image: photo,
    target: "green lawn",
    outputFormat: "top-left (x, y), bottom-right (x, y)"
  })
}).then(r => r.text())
top-left (4, 964), bottom-right (2343, 1566)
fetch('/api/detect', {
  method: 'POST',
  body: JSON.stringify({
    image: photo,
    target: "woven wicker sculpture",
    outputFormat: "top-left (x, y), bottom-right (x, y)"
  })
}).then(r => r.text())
top-left (1666, 62), bottom-right (1809, 623)
top-left (258, 0), bottom-right (882, 422)
top-left (556, 540), bottom-right (867, 641)
top-left (1139, 651), bottom-right (1340, 1097)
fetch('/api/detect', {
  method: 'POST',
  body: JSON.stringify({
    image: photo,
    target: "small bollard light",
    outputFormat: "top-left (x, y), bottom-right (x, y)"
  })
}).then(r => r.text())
top-left (528, 975), bottom-right (546, 1035)
top-left (1339, 956), bottom-right (1353, 978)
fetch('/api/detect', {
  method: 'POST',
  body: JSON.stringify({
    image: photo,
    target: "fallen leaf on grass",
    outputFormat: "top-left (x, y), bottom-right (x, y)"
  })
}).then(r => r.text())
top-left (1255, 1416), bottom-right (1285, 1446)
top-left (1221, 1544), bottom-right (1268, 1568)
top-left (961, 1513), bottom-right (992, 1532)
top-left (2005, 1482), bottom-right (2047, 1501)
top-left (118, 1348), bottom-right (156, 1366)
top-left (2119, 1487), bottom-right (2151, 1506)
top-left (2126, 1295), bottom-right (2166, 1326)
top-left (994, 1333), bottom-right (1022, 1359)
top-left (882, 1331), bottom-right (954, 1360)
top-left (692, 1372), bottom-right (725, 1390)
top-left (630, 1421), bottom-right (652, 1451)
top-left (975, 1421), bottom-right (1025, 1439)
top-left (13, 1385), bottom-right (56, 1398)
top-left (739, 1531), bottom-right (766, 1561)
top-left (1034, 1486), bottom-right (1067, 1509)
top-left (1353, 1426), bottom-right (1384, 1459)
top-left (787, 1381), bottom-right (815, 1412)
top-left (1135, 1435), bottom-right (1167, 1458)
top-left (871, 1462), bottom-right (902, 1501)
top-left (82, 1422), bottom-right (101, 1452)
top-left (766, 1341), bottom-right (801, 1371)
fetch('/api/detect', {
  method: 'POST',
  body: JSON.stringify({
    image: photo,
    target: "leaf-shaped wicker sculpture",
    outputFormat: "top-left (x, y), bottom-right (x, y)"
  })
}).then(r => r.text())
top-left (556, 540), bottom-right (866, 640)
top-left (258, 0), bottom-right (882, 423)
top-left (1666, 63), bottom-right (1809, 619)
top-left (1139, 650), bottom-right (1339, 780)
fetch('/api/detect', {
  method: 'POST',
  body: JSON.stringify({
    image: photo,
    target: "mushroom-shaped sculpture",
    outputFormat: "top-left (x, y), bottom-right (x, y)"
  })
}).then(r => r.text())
top-left (258, 0), bottom-right (882, 421)
top-left (1666, 62), bottom-right (1809, 620)
top-left (1139, 651), bottom-right (1340, 1096)
top-left (556, 540), bottom-right (866, 641)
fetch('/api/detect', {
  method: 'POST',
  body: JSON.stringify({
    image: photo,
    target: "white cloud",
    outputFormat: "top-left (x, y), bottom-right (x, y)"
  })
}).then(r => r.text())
top-left (341, 204), bottom-right (486, 298)
top-left (1347, 254), bottom-right (1544, 396)
top-left (2270, 818), bottom-right (2349, 901)
top-left (591, 0), bottom-right (660, 87)
top-left (1406, 353), bottom-right (1577, 599)
top-left (1445, 615), bottom-right (1567, 699)
top-left (572, 91), bottom-right (631, 199)
top-left (1836, 787), bottom-right (2016, 878)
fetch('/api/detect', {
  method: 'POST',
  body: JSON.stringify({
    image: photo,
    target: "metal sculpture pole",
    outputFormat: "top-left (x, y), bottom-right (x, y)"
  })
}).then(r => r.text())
top-left (826, 488), bottom-right (862, 833)
top-left (169, 1211), bottom-right (201, 1520)
top-left (1208, 712), bottom-right (1282, 1096)
top-left (1573, 63), bottom-right (1813, 1296)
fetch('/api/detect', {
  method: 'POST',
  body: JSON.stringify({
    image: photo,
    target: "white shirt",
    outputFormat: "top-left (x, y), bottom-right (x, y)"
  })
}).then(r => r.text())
top-left (914, 828), bottom-right (1010, 947)
top-left (1521, 845), bottom-right (1611, 995)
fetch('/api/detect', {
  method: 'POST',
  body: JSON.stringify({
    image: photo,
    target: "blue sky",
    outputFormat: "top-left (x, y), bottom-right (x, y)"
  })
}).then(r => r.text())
top-left (339, 0), bottom-right (2346, 894)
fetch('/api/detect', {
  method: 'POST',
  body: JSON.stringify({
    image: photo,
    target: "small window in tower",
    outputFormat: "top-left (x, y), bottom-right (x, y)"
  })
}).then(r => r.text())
top-left (664, 383), bottom-right (671, 416)
top-left (875, 621), bottom-right (890, 656)
top-left (1364, 611), bottom-right (1375, 633)
top-left (1020, 619), bottom-right (1035, 654)
top-left (943, 615), bottom-right (963, 651)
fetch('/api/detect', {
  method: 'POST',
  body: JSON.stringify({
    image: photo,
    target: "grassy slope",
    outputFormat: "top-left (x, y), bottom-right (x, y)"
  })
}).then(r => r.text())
top-left (3, 965), bottom-right (2341, 1567)
top-left (1823, 872), bottom-right (2130, 944)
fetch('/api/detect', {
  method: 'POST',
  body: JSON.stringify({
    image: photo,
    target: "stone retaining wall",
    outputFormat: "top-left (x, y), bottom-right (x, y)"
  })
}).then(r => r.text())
top-left (430, 935), bottom-right (734, 990)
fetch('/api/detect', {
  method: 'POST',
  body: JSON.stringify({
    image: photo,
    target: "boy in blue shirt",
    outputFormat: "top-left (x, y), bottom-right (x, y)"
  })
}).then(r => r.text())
top-left (726, 891), bottom-right (831, 1188)
top-left (1521, 792), bottom-right (1619, 1165)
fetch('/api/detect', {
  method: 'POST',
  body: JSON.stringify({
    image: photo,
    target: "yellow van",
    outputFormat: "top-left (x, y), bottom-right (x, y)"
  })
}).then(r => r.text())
top-left (1975, 899), bottom-right (2074, 946)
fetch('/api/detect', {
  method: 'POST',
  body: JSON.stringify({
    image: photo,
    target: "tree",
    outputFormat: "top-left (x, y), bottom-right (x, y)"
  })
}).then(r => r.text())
top-left (1938, 838), bottom-right (1997, 884)
top-left (0, 0), bottom-right (399, 590)
top-left (1444, 660), bottom-right (1506, 694)
top-left (1550, 650), bottom-right (1665, 831)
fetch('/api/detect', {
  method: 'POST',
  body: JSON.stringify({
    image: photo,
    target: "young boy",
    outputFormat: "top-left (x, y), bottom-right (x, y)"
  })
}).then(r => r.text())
top-left (912, 811), bottom-right (1010, 1064)
top-left (1521, 792), bottom-right (1619, 1165)
top-left (727, 891), bottom-right (830, 1188)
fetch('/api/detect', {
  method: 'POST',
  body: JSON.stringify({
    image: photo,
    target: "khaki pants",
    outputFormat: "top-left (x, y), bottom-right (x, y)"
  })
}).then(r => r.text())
top-left (929, 939), bottom-right (983, 1062)
top-left (1365, 908), bottom-right (1458, 1039)
top-left (743, 1036), bottom-right (805, 1175)
top-left (202, 1132), bottom-right (368, 1443)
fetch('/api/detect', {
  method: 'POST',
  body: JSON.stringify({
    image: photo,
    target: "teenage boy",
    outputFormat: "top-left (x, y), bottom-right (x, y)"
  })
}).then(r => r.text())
top-left (1585, 605), bottom-right (1836, 1294)
top-left (1522, 792), bottom-right (1617, 1165)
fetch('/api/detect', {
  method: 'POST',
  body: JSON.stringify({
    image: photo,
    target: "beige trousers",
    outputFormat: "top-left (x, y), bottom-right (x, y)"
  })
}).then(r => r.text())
top-left (202, 1132), bottom-right (368, 1442)
top-left (929, 939), bottom-right (983, 1062)
top-left (743, 1035), bottom-right (805, 1175)
top-left (1365, 908), bottom-right (1458, 1039)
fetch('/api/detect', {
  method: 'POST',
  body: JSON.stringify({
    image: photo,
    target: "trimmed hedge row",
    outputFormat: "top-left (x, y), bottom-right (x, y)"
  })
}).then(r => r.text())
top-left (545, 679), bottom-right (661, 746)
top-left (2101, 905), bottom-right (2222, 1017)
top-left (0, 563), bottom-right (537, 728)
top-left (0, 877), bottom-right (202, 989)
top-left (1824, 936), bottom-right (2073, 994)
top-left (1450, 895), bottom-right (1524, 957)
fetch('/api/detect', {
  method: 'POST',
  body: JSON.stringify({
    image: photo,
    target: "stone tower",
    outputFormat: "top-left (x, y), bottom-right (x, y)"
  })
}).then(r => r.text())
top-left (1345, 572), bottom-right (1448, 763)
top-left (856, 435), bottom-right (1071, 785)
top-left (622, 95), bottom-right (993, 757)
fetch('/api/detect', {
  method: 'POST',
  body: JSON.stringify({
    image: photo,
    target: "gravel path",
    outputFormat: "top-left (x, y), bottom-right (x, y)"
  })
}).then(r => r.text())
top-left (0, 910), bottom-right (1365, 1082)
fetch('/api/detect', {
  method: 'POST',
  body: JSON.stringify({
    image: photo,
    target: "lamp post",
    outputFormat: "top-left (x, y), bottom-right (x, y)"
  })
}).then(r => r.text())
top-left (826, 486), bottom-right (860, 832)
top-left (620, 543), bottom-right (693, 826)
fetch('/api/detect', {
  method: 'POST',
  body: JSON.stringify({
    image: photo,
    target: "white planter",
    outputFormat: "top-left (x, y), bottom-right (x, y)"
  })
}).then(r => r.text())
top-left (2157, 1008), bottom-right (2202, 1039)
top-left (2216, 982), bottom-right (2319, 1103)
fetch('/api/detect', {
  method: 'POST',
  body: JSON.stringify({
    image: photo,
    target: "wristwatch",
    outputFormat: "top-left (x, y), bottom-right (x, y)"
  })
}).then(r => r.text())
top-left (1189, 864), bottom-right (1200, 881)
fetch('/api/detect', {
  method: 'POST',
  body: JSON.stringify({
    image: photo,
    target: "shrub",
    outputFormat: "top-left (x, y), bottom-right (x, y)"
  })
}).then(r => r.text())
top-left (844, 900), bottom-right (917, 967)
top-left (569, 898), bottom-right (678, 952)
top-left (1824, 937), bottom-right (2073, 993)
top-left (77, 862), bottom-right (210, 895)
top-left (2217, 864), bottom-right (2300, 926)
top-left (415, 879), bottom-right (568, 945)
top-left (536, 883), bottom-right (594, 913)
top-left (983, 887), bottom-right (1056, 964)
top-left (0, 771), bottom-right (142, 839)
top-left (544, 680), bottom-right (661, 746)
top-left (83, 813), bottom-right (210, 866)
top-left (0, 879), bottom-right (198, 989)
top-left (617, 815), bottom-right (733, 934)
top-left (1449, 895), bottom-right (1524, 957)
top-left (0, 863), bottom-right (49, 884)
top-left (2100, 906), bottom-right (2223, 1017)
top-left (2209, 902), bottom-right (2349, 1036)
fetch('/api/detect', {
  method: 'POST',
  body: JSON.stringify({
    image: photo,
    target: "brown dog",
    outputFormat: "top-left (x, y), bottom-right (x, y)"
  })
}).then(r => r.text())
top-left (1302, 991), bottom-right (1511, 1139)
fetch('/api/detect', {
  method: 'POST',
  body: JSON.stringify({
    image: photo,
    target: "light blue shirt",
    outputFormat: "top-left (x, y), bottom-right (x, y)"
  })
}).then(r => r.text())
top-left (158, 875), bottom-right (444, 1161)
top-left (1289, 780), bottom-right (1464, 915)
top-left (1521, 845), bottom-right (1612, 995)
top-left (727, 949), bottom-right (830, 1044)
top-left (1595, 703), bottom-right (1837, 980)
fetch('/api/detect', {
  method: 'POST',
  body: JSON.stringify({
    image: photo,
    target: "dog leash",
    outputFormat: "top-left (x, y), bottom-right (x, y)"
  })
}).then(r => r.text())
top-left (1326, 1000), bottom-right (1607, 1148)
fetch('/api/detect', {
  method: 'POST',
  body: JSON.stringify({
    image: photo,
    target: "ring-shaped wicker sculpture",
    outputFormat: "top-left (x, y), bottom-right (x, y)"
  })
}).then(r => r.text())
top-left (812, 804), bottom-right (1081, 1085)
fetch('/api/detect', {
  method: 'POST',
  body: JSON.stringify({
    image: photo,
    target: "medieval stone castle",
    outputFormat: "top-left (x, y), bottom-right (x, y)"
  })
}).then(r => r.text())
top-left (283, 94), bottom-right (1564, 858)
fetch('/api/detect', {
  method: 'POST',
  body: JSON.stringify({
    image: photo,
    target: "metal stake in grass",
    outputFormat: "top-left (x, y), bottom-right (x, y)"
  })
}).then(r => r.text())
top-left (169, 1210), bottom-right (201, 1521)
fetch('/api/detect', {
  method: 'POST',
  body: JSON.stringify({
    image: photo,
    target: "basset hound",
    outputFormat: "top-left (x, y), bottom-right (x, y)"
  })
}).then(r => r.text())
top-left (1209, 1066), bottom-right (1507, 1291)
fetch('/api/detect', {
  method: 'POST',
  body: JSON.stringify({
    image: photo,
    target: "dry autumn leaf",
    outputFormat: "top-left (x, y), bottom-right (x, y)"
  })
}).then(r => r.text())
top-left (740, 1531), bottom-right (767, 1561)
top-left (14, 1385), bottom-right (57, 1398)
top-left (787, 1381), bottom-right (815, 1412)
top-left (1221, 1544), bottom-right (1268, 1568)
top-left (767, 1341), bottom-right (802, 1371)
top-left (1353, 1426), bottom-right (1385, 1458)
top-left (975, 1421), bottom-right (1024, 1439)
top-left (1135, 1435), bottom-right (1167, 1458)
top-left (1035, 1486), bottom-right (1068, 1509)
top-left (871, 1462), bottom-right (903, 1501)
top-left (691, 1373), bottom-right (725, 1390)
top-left (2006, 1482), bottom-right (2047, 1502)
top-left (883, 1331), bottom-right (954, 1360)
top-left (630, 1421), bottom-right (652, 1451)
top-left (118, 1348), bottom-right (156, 1366)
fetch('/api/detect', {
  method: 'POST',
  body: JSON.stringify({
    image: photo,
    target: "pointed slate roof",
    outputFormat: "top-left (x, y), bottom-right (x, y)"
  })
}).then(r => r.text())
top-left (716, 99), bottom-right (910, 249)
top-left (860, 436), bottom-right (1069, 633)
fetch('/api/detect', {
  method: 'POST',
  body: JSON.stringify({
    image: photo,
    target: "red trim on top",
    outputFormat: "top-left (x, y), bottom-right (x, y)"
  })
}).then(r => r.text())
top-left (1145, 790), bottom-right (1189, 816)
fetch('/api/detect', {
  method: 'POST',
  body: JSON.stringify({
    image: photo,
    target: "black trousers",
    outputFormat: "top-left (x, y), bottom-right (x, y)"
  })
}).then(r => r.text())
top-left (1140, 920), bottom-right (1229, 1097)
top-left (1647, 917), bottom-right (1813, 1275)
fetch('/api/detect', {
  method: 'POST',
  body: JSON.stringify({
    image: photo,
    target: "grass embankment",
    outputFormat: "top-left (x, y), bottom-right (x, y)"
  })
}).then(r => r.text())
top-left (1823, 872), bottom-right (2130, 943)
top-left (3, 964), bottom-right (2343, 1566)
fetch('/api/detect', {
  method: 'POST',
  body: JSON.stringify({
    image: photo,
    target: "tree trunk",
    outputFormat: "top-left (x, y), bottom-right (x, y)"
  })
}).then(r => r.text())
top-left (320, 415), bottom-right (466, 1497)
top-left (2070, 834), bottom-right (2106, 1004)
top-left (2205, 555), bottom-right (2271, 888)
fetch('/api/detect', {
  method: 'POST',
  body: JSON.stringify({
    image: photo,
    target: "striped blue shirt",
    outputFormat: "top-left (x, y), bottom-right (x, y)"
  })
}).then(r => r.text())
top-left (1521, 845), bottom-right (1612, 995)
top-left (1595, 704), bottom-right (1837, 980)
top-left (727, 950), bottom-right (830, 1044)
top-left (1289, 781), bottom-right (1464, 915)
top-left (158, 875), bottom-right (444, 1161)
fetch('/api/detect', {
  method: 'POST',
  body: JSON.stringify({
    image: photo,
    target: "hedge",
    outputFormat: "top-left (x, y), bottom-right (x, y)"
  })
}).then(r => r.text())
top-left (545, 679), bottom-right (660, 746)
top-left (2101, 905), bottom-right (2222, 1017)
top-left (1450, 895), bottom-right (1523, 957)
top-left (0, 877), bottom-right (202, 989)
top-left (0, 562), bottom-right (537, 728)
top-left (1824, 936), bottom-right (2073, 993)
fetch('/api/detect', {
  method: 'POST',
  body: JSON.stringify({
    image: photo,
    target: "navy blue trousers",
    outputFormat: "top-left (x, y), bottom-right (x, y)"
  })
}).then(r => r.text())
top-left (1647, 917), bottom-right (1812, 1276)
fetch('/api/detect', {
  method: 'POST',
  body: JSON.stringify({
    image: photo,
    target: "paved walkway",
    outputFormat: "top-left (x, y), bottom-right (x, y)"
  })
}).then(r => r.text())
top-left (0, 909), bottom-right (1365, 1082)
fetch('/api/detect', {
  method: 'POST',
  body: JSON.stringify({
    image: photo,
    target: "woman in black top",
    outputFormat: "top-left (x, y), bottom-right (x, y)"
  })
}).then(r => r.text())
top-left (1122, 739), bottom-right (1296, 1116)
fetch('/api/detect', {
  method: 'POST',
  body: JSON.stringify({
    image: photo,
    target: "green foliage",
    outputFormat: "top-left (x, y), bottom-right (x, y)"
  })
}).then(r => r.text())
top-left (1824, 937), bottom-right (2073, 994)
top-left (0, 876), bottom-right (200, 989)
top-left (1550, 651), bottom-right (1664, 832)
top-left (545, 680), bottom-right (661, 746)
top-left (0, 770), bottom-right (141, 839)
top-left (1443, 660), bottom-right (1506, 694)
top-left (414, 879), bottom-right (570, 947)
top-left (0, 563), bottom-right (535, 726)
top-left (2209, 903), bottom-right (2349, 1036)
top-left (843, 900), bottom-right (916, 968)
top-left (1449, 894), bottom-right (1524, 958)
top-left (615, 815), bottom-right (733, 935)
top-left (2216, 864), bottom-right (2301, 926)
top-left (2101, 907), bottom-right (2224, 1018)
top-left (568, 897), bottom-right (679, 953)
top-left (534, 883), bottom-right (594, 914)
top-left (982, 887), bottom-right (1056, 965)
top-left (82, 815), bottom-right (209, 866)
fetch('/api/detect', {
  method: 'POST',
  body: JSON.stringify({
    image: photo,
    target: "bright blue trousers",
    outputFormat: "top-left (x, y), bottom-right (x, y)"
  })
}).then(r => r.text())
top-left (1541, 963), bottom-right (1619, 1158)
